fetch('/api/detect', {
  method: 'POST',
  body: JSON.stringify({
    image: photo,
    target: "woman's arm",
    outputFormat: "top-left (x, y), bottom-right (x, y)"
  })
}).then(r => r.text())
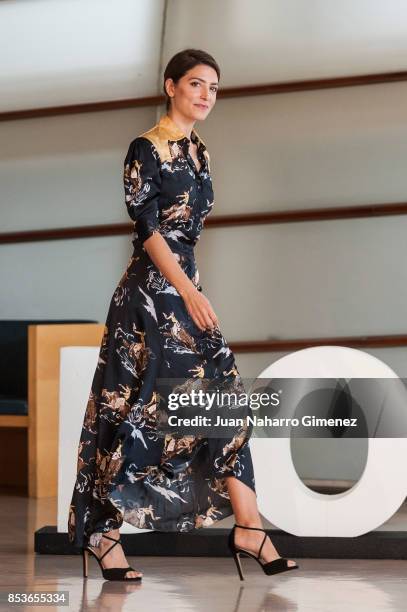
top-left (143, 231), bottom-right (219, 332)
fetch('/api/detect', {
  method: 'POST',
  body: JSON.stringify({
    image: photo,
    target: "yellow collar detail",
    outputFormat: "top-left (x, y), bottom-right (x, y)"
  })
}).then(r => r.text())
top-left (157, 114), bottom-right (206, 148)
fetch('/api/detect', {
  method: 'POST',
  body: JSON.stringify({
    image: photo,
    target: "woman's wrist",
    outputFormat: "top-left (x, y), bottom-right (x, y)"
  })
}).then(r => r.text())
top-left (177, 280), bottom-right (197, 299)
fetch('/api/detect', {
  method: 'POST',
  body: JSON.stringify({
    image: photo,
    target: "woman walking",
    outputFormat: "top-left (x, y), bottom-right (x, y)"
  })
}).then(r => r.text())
top-left (68, 48), bottom-right (299, 581)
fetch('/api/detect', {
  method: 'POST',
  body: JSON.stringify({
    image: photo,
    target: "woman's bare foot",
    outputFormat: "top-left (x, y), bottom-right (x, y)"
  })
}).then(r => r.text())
top-left (234, 526), bottom-right (297, 568)
top-left (88, 528), bottom-right (143, 579)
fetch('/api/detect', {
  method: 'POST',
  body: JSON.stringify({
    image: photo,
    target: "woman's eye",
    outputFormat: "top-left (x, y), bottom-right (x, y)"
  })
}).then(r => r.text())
top-left (191, 81), bottom-right (217, 93)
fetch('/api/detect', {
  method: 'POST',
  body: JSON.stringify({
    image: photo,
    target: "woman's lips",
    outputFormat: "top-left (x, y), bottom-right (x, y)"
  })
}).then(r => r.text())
top-left (195, 104), bottom-right (208, 109)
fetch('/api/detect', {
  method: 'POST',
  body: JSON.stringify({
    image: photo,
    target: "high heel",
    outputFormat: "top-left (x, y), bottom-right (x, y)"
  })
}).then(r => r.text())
top-left (227, 523), bottom-right (299, 581)
top-left (82, 534), bottom-right (143, 581)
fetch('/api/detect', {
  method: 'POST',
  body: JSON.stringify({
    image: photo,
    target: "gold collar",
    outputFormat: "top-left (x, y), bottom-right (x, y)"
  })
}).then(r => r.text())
top-left (158, 114), bottom-right (206, 148)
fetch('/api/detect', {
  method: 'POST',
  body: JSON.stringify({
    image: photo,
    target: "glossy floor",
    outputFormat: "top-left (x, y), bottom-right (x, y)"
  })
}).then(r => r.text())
top-left (1, 489), bottom-right (406, 612)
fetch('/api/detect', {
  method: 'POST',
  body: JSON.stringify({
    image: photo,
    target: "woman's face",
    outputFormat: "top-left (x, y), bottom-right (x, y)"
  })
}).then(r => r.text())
top-left (165, 63), bottom-right (219, 121)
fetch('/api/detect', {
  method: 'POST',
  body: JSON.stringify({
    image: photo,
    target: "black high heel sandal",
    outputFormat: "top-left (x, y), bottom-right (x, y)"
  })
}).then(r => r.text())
top-left (227, 523), bottom-right (299, 581)
top-left (82, 534), bottom-right (143, 581)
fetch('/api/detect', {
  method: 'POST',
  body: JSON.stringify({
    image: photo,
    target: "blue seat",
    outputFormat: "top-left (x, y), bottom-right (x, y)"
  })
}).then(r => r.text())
top-left (0, 319), bottom-right (98, 416)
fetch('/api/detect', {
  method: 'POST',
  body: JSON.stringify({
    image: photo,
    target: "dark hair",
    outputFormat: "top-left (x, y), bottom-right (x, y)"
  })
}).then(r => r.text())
top-left (163, 48), bottom-right (220, 111)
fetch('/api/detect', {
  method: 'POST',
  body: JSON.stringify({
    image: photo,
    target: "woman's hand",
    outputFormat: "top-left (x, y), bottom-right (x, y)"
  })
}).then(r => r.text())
top-left (142, 234), bottom-right (219, 331)
top-left (180, 285), bottom-right (219, 332)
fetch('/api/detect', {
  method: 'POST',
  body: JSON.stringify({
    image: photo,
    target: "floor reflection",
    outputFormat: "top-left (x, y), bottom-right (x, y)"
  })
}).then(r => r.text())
top-left (1, 489), bottom-right (407, 611)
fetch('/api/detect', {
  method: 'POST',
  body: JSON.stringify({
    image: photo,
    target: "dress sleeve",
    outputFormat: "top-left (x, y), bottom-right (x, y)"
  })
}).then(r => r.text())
top-left (123, 137), bottom-right (162, 246)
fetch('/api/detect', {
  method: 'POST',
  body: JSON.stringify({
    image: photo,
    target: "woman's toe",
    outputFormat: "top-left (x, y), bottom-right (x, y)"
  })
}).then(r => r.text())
top-left (125, 569), bottom-right (143, 579)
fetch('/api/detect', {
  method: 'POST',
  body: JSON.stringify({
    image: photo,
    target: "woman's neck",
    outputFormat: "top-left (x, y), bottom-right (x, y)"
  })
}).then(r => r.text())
top-left (166, 110), bottom-right (195, 141)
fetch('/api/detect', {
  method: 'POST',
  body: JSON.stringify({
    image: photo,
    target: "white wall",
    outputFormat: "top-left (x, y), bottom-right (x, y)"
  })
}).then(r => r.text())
top-left (1, 0), bottom-right (165, 318)
top-left (1, 0), bottom-right (165, 110)
top-left (164, 0), bottom-right (407, 83)
top-left (0, 106), bottom-right (159, 318)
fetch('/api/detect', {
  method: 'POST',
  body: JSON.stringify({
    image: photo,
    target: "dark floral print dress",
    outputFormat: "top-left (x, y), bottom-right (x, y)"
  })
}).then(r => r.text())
top-left (68, 113), bottom-right (256, 550)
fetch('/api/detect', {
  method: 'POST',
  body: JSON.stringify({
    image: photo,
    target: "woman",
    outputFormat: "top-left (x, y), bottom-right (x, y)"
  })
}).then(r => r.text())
top-left (68, 48), bottom-right (299, 581)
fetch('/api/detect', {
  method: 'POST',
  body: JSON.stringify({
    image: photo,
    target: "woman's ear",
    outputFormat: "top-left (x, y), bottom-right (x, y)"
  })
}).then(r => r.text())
top-left (164, 77), bottom-right (174, 99)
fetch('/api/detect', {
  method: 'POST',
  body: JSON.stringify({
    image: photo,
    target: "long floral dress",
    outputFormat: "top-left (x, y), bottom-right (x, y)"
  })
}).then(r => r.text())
top-left (68, 113), bottom-right (256, 550)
